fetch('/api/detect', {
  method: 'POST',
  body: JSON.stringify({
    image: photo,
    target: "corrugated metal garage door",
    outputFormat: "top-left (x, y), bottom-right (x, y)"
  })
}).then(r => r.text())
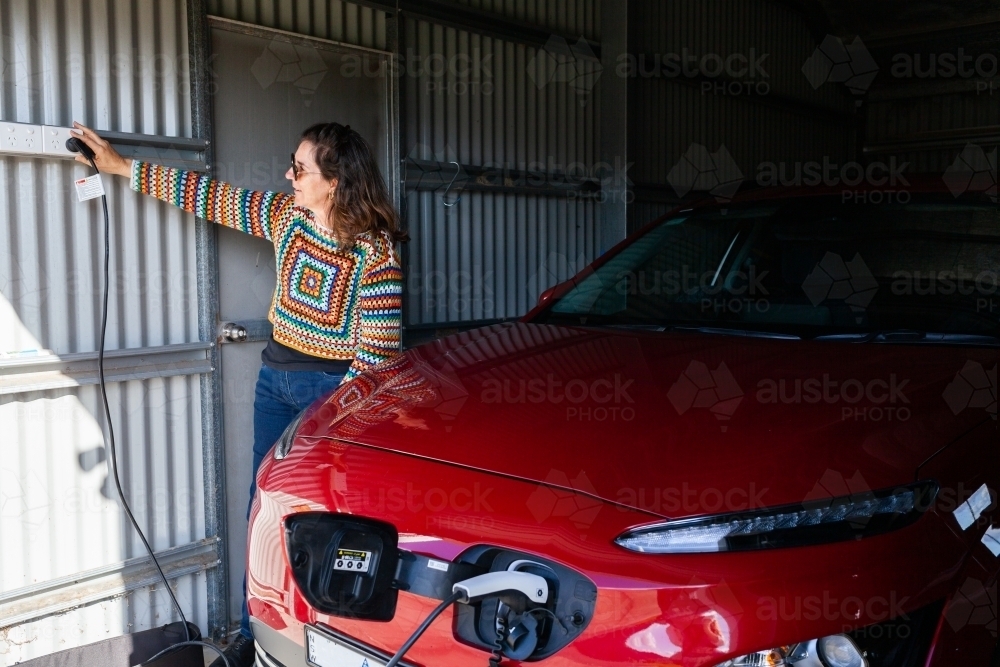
top-left (0, 1), bottom-right (215, 663)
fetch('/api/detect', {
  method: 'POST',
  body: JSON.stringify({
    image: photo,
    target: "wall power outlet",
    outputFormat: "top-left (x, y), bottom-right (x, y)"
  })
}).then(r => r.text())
top-left (0, 121), bottom-right (81, 158)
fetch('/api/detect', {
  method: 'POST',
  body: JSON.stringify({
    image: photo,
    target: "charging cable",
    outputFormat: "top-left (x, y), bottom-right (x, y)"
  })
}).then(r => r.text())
top-left (382, 571), bottom-right (550, 667)
top-left (383, 591), bottom-right (462, 667)
top-left (68, 138), bottom-right (231, 667)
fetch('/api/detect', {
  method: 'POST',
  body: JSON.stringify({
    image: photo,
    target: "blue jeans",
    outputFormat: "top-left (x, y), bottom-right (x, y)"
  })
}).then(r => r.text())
top-left (240, 364), bottom-right (345, 638)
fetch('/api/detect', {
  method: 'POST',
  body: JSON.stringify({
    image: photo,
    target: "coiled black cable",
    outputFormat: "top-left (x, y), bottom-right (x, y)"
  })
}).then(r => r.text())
top-left (141, 639), bottom-right (230, 666)
top-left (488, 613), bottom-right (507, 667)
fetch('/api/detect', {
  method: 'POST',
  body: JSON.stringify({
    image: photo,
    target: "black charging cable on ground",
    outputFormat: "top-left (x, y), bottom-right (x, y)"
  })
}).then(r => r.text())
top-left (68, 138), bottom-right (231, 667)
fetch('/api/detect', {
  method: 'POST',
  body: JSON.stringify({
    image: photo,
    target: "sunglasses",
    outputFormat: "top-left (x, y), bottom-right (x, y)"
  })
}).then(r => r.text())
top-left (290, 153), bottom-right (322, 180)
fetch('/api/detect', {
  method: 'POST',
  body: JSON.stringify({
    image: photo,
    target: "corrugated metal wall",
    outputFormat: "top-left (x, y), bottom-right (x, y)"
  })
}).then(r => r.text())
top-left (0, 381), bottom-right (205, 587)
top-left (443, 0), bottom-right (600, 41)
top-left (627, 0), bottom-right (857, 233)
top-left (856, 17), bottom-right (999, 176)
top-left (0, 0), bottom-right (212, 662)
top-left (0, 164), bottom-right (199, 353)
top-left (866, 83), bottom-right (999, 173)
top-left (207, 0), bottom-right (389, 50)
top-left (0, 0), bottom-right (197, 352)
top-left (629, 200), bottom-right (675, 231)
top-left (0, 382), bottom-right (208, 664)
top-left (401, 0), bottom-right (602, 325)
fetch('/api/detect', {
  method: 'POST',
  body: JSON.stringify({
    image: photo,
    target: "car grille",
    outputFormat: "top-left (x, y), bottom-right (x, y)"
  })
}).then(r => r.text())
top-left (254, 641), bottom-right (288, 667)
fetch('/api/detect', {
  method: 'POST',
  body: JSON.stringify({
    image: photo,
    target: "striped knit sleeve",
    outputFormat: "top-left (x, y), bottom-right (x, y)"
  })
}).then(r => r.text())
top-left (343, 231), bottom-right (404, 383)
top-left (129, 160), bottom-right (293, 242)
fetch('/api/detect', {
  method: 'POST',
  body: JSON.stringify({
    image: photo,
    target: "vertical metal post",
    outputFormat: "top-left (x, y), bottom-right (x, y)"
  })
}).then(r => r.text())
top-left (385, 9), bottom-right (405, 352)
top-left (600, 0), bottom-right (629, 253)
top-left (395, 8), bottom-right (412, 334)
top-left (386, 10), bottom-right (401, 213)
top-left (186, 0), bottom-right (230, 640)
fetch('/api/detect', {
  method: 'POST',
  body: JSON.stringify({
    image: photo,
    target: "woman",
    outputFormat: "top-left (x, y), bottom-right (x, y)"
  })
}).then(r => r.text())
top-left (69, 121), bottom-right (405, 667)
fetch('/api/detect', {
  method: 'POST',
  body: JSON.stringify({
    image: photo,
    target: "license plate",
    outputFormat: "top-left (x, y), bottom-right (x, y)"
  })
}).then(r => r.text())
top-left (305, 625), bottom-right (412, 667)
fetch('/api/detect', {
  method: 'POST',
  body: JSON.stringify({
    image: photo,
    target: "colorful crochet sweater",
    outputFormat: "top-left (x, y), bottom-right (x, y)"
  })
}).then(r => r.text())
top-left (131, 160), bottom-right (403, 382)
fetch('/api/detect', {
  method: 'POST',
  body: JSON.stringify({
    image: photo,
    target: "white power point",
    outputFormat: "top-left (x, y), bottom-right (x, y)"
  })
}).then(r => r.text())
top-left (0, 121), bottom-right (41, 155)
top-left (0, 121), bottom-right (79, 159)
top-left (42, 125), bottom-right (77, 157)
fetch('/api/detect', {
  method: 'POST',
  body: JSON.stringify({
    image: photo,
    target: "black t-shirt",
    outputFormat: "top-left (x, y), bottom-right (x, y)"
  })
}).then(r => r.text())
top-left (260, 336), bottom-right (353, 374)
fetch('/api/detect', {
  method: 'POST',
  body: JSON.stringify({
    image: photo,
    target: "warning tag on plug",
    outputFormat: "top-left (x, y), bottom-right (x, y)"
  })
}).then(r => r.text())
top-left (334, 549), bottom-right (372, 573)
top-left (74, 174), bottom-right (105, 201)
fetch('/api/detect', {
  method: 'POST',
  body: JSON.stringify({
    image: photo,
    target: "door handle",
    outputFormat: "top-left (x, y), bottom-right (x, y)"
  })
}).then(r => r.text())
top-left (221, 322), bottom-right (248, 342)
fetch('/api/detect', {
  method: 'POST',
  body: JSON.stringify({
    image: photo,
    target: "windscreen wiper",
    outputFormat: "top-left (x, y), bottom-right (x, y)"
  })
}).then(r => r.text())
top-left (674, 326), bottom-right (801, 340)
top-left (604, 324), bottom-right (669, 331)
top-left (594, 324), bottom-right (800, 339)
top-left (813, 331), bottom-right (1000, 346)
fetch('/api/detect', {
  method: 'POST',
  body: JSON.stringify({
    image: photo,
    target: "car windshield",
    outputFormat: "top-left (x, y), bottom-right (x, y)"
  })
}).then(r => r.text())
top-left (533, 195), bottom-right (1000, 339)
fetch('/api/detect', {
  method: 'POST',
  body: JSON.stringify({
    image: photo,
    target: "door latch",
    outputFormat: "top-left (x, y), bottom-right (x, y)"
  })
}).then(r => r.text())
top-left (221, 322), bottom-right (248, 342)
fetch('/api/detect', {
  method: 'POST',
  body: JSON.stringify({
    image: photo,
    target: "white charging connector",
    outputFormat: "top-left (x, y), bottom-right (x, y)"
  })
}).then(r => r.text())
top-left (452, 571), bottom-right (549, 604)
top-left (384, 570), bottom-right (551, 667)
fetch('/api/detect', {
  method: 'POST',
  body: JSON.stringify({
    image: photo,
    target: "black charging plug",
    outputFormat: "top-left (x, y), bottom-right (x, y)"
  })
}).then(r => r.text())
top-left (66, 136), bottom-right (95, 160)
top-left (503, 611), bottom-right (540, 660)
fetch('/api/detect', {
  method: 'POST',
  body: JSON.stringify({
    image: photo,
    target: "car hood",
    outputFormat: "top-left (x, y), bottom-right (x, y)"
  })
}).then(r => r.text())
top-left (305, 322), bottom-right (996, 519)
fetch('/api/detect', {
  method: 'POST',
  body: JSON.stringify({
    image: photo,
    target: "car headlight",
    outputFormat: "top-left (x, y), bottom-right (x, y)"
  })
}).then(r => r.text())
top-left (717, 635), bottom-right (866, 667)
top-left (615, 481), bottom-right (936, 553)
top-left (273, 409), bottom-right (308, 460)
top-left (816, 636), bottom-right (867, 667)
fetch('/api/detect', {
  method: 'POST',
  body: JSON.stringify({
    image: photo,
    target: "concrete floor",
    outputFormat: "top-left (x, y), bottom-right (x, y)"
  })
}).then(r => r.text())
top-left (202, 632), bottom-right (244, 666)
top-left (202, 644), bottom-right (222, 666)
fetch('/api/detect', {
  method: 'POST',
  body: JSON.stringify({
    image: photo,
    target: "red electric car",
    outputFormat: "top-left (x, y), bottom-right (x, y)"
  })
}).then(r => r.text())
top-left (247, 186), bottom-right (999, 667)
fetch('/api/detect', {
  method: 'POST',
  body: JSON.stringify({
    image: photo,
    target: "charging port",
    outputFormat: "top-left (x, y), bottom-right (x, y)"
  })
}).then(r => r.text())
top-left (451, 547), bottom-right (597, 661)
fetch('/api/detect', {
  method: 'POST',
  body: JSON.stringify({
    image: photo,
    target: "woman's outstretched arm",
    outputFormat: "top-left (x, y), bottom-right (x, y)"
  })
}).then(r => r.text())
top-left (70, 121), bottom-right (292, 242)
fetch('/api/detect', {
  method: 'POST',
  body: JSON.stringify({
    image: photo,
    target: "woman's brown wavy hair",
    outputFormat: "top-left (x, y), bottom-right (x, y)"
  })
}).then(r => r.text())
top-left (301, 122), bottom-right (407, 249)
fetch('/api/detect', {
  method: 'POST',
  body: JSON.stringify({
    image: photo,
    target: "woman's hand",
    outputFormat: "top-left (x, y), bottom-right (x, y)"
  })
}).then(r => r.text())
top-left (69, 121), bottom-right (133, 177)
